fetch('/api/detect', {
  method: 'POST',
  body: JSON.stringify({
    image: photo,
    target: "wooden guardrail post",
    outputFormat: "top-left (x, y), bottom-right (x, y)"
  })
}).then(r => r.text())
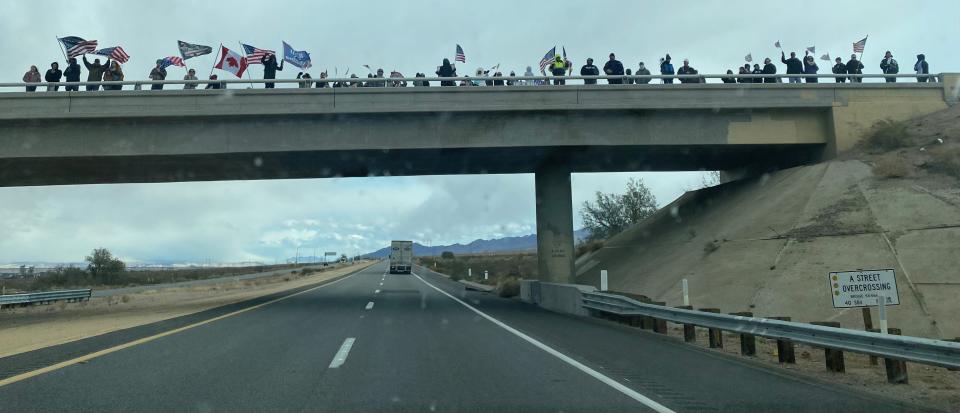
top-left (638, 296), bottom-right (654, 330)
top-left (699, 308), bottom-right (723, 348)
top-left (651, 301), bottom-right (668, 334)
top-left (768, 316), bottom-right (796, 363)
top-left (676, 305), bottom-right (697, 343)
top-left (883, 328), bottom-right (908, 384)
top-left (811, 321), bottom-right (845, 372)
top-left (730, 311), bottom-right (756, 356)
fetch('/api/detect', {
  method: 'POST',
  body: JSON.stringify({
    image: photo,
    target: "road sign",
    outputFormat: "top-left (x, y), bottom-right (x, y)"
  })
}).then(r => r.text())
top-left (325, 252), bottom-right (337, 256)
top-left (829, 269), bottom-right (900, 308)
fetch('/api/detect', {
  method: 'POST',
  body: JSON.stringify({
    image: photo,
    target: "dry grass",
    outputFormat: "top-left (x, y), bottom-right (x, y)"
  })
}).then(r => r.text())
top-left (495, 277), bottom-right (521, 298)
top-left (863, 120), bottom-right (911, 152)
top-left (421, 253), bottom-right (537, 285)
top-left (575, 239), bottom-right (605, 257)
top-left (927, 148), bottom-right (960, 178)
top-left (871, 155), bottom-right (912, 178)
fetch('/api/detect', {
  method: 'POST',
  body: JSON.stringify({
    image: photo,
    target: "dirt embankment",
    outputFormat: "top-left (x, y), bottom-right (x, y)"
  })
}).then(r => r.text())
top-left (0, 261), bottom-right (375, 359)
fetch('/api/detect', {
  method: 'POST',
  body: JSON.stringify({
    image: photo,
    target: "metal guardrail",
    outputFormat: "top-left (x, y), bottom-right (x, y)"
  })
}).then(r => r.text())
top-left (0, 73), bottom-right (945, 90)
top-left (582, 291), bottom-right (960, 369)
top-left (0, 289), bottom-right (92, 308)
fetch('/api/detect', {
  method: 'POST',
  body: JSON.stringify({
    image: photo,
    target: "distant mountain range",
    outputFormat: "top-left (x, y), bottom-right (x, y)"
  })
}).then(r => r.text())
top-left (362, 229), bottom-right (591, 258)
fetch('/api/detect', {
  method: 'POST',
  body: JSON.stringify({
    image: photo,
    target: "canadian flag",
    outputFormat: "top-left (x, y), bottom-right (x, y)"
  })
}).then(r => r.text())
top-left (214, 46), bottom-right (248, 78)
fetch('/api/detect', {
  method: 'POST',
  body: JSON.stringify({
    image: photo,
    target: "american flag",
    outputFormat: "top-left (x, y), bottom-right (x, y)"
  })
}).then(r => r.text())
top-left (538, 47), bottom-right (556, 72)
top-left (93, 46), bottom-right (130, 64)
top-left (58, 36), bottom-right (98, 58)
top-left (853, 36), bottom-right (868, 53)
top-left (159, 56), bottom-right (186, 69)
top-left (455, 44), bottom-right (466, 63)
top-left (241, 44), bottom-right (275, 65)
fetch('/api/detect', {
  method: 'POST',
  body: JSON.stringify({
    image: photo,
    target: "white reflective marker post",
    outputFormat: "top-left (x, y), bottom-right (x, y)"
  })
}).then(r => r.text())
top-left (682, 279), bottom-right (689, 306)
top-left (484, 270), bottom-right (488, 281)
top-left (468, 268), bottom-right (472, 278)
top-left (878, 292), bottom-right (888, 334)
top-left (600, 270), bottom-right (608, 292)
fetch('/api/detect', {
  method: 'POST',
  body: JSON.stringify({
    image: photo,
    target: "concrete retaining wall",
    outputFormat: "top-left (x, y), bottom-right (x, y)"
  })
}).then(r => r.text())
top-left (521, 280), bottom-right (596, 316)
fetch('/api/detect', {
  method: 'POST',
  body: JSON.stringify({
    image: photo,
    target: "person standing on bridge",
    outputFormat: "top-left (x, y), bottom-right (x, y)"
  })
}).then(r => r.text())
top-left (103, 61), bottom-right (124, 90)
top-left (149, 59), bottom-right (167, 90)
top-left (676, 59), bottom-right (698, 83)
top-left (261, 53), bottom-right (283, 89)
top-left (636, 62), bottom-right (651, 84)
top-left (580, 58), bottom-right (599, 85)
top-left (762, 58), bottom-right (777, 83)
top-left (721, 70), bottom-right (736, 83)
top-left (879, 51), bottom-right (899, 83)
top-left (914, 54), bottom-right (930, 82)
top-left (22, 65), bottom-right (40, 92)
top-left (63, 58), bottom-right (81, 91)
top-left (781, 51), bottom-right (802, 83)
top-left (549, 55), bottom-right (567, 85)
top-left (832, 57), bottom-right (847, 83)
top-left (659, 54), bottom-right (675, 84)
top-left (738, 64), bottom-right (751, 83)
top-left (751, 64), bottom-right (763, 83)
top-left (603, 53), bottom-right (624, 85)
top-left (802, 52), bottom-right (819, 83)
top-left (436, 58), bottom-right (457, 87)
top-left (44, 62), bottom-right (62, 91)
top-left (82, 56), bottom-right (108, 91)
top-left (205, 74), bottom-right (222, 89)
top-left (183, 68), bottom-right (198, 89)
top-left (845, 54), bottom-right (864, 83)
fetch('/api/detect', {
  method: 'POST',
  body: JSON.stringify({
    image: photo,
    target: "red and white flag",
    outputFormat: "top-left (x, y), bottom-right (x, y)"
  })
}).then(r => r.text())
top-left (214, 46), bottom-right (248, 78)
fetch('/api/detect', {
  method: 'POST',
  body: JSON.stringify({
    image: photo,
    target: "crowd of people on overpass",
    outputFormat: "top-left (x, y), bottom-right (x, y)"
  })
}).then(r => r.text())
top-left (21, 49), bottom-right (935, 92)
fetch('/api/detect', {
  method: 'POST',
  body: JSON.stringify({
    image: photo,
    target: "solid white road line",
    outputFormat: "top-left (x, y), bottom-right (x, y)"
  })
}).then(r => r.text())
top-left (328, 338), bottom-right (356, 369)
top-left (365, 301), bottom-right (375, 310)
top-left (412, 272), bottom-right (676, 413)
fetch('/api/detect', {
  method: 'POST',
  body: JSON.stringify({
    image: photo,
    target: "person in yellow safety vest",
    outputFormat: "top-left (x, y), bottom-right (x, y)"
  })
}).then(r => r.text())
top-left (549, 55), bottom-right (568, 85)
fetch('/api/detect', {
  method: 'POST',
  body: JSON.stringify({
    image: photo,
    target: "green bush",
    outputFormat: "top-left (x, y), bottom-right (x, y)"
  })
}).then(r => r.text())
top-left (864, 120), bottom-right (911, 152)
top-left (440, 251), bottom-right (455, 259)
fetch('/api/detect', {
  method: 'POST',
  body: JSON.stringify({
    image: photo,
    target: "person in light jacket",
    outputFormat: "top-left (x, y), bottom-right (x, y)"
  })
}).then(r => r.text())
top-left (635, 62), bottom-right (651, 84)
top-left (23, 65), bottom-right (41, 92)
top-left (183, 68), bottom-right (199, 89)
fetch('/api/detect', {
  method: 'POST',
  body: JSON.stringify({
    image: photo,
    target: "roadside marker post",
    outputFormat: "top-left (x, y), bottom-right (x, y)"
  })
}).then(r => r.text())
top-left (877, 292), bottom-right (889, 335)
top-left (468, 268), bottom-right (472, 278)
top-left (484, 270), bottom-right (488, 281)
top-left (681, 279), bottom-right (689, 306)
top-left (600, 270), bottom-right (608, 292)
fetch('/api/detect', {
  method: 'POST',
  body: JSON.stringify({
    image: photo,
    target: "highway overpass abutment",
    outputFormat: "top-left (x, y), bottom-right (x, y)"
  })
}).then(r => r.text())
top-left (535, 164), bottom-right (576, 284)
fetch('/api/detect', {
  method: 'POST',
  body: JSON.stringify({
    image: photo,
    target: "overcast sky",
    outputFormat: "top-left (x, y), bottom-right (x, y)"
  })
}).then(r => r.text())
top-left (0, 0), bottom-right (956, 264)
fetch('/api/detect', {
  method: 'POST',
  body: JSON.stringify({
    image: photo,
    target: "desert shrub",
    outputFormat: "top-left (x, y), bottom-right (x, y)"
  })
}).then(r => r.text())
top-left (928, 149), bottom-right (960, 178)
top-left (496, 277), bottom-right (521, 298)
top-left (864, 120), bottom-right (910, 152)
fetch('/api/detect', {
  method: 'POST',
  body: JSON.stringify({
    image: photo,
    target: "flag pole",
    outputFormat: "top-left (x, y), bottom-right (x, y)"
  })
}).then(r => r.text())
top-left (55, 36), bottom-right (69, 61)
top-left (858, 35), bottom-right (868, 83)
top-left (209, 43), bottom-right (222, 78)
top-left (238, 42), bottom-right (256, 88)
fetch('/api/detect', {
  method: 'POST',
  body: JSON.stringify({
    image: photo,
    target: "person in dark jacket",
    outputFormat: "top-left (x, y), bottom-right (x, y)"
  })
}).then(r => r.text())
top-left (751, 64), bottom-right (763, 83)
top-left (762, 58), bottom-right (777, 83)
top-left (44, 62), bottom-right (62, 91)
top-left (802, 52), bottom-right (819, 83)
top-left (436, 58), bottom-right (457, 86)
top-left (660, 54), bottom-right (675, 84)
top-left (676, 59), bottom-right (698, 83)
top-left (914, 54), bottom-right (930, 82)
top-left (63, 58), bottom-right (81, 91)
top-left (832, 57), bottom-right (846, 83)
top-left (636, 62), bottom-right (651, 84)
top-left (624, 68), bottom-right (634, 85)
top-left (149, 59), bottom-right (167, 90)
top-left (205, 74), bottom-right (222, 89)
top-left (83, 56), bottom-right (109, 91)
top-left (580, 58), bottom-right (600, 84)
top-left (879, 51), bottom-right (899, 83)
top-left (261, 54), bottom-right (283, 88)
top-left (846, 54), bottom-right (864, 83)
top-left (781, 51), bottom-right (802, 83)
top-left (603, 53), bottom-right (624, 84)
top-left (737, 64), bottom-right (751, 83)
top-left (721, 70), bottom-right (736, 83)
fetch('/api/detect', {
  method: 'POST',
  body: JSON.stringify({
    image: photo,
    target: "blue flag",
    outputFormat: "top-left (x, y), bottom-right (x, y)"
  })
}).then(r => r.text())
top-left (282, 41), bottom-right (312, 69)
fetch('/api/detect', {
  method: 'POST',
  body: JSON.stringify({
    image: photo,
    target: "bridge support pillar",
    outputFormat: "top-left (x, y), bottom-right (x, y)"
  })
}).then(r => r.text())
top-left (534, 165), bottom-right (575, 284)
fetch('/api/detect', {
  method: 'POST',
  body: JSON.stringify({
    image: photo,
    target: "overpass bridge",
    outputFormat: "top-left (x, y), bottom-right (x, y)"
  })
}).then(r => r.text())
top-left (0, 74), bottom-right (956, 283)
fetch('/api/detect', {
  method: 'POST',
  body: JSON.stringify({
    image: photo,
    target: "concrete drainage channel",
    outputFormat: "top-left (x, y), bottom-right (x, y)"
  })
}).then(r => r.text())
top-left (519, 280), bottom-right (960, 385)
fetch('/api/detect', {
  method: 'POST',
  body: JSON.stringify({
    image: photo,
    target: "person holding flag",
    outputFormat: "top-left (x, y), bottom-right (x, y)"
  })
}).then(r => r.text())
top-left (82, 56), bottom-right (109, 91)
top-left (262, 53), bottom-right (284, 88)
top-left (436, 58), bottom-right (457, 87)
top-left (846, 53), bottom-right (864, 83)
top-left (802, 51), bottom-right (819, 83)
top-left (781, 51), bottom-right (802, 83)
top-left (148, 59), bottom-right (167, 90)
top-left (548, 55), bottom-right (567, 85)
top-left (183, 68), bottom-right (199, 90)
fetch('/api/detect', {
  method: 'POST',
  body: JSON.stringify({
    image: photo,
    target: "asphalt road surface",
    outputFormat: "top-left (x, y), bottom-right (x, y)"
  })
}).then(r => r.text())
top-left (0, 262), bottom-right (936, 412)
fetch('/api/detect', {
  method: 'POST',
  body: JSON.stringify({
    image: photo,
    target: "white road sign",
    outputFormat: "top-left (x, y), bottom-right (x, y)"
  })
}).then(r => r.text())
top-left (829, 269), bottom-right (900, 308)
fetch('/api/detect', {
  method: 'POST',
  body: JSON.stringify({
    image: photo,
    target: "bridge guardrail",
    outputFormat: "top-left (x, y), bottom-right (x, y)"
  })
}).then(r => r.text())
top-left (0, 289), bottom-right (92, 308)
top-left (582, 291), bottom-right (960, 370)
top-left (0, 73), bottom-right (947, 90)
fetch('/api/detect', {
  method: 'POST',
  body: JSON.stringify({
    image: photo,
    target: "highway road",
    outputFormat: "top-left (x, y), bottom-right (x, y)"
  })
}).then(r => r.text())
top-left (0, 262), bottom-right (936, 412)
